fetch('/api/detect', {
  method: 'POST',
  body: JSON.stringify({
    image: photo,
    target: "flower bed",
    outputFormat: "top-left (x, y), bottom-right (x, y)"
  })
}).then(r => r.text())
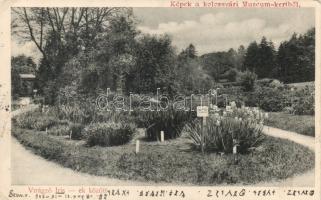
top-left (12, 127), bottom-right (314, 185)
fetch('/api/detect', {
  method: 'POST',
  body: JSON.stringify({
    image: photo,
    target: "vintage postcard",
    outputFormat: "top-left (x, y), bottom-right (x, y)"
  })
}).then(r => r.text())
top-left (0, 0), bottom-right (320, 199)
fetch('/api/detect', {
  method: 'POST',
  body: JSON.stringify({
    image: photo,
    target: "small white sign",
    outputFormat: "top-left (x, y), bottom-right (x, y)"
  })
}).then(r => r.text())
top-left (233, 145), bottom-right (237, 154)
top-left (160, 131), bottom-right (164, 142)
top-left (197, 106), bottom-right (209, 117)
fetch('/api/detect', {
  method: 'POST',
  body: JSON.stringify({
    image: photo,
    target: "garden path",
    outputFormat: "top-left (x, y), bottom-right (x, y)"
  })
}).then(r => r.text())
top-left (11, 105), bottom-right (315, 186)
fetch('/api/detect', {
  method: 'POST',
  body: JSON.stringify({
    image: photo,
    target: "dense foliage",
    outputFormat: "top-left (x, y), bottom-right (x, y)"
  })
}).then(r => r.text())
top-left (12, 7), bottom-right (315, 101)
top-left (142, 108), bottom-right (195, 141)
top-left (292, 85), bottom-right (315, 115)
top-left (85, 122), bottom-right (136, 147)
top-left (11, 55), bottom-right (37, 98)
top-left (239, 70), bottom-right (257, 92)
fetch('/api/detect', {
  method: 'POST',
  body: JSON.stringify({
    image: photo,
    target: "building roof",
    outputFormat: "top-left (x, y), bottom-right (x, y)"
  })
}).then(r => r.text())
top-left (19, 74), bottom-right (36, 79)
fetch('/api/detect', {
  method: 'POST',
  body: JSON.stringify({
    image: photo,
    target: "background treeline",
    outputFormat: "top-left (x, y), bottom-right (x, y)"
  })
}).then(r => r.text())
top-left (202, 28), bottom-right (315, 84)
top-left (11, 8), bottom-right (315, 104)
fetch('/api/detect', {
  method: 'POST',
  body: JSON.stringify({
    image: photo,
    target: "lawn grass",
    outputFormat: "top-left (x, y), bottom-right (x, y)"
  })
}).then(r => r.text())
top-left (265, 112), bottom-right (315, 137)
top-left (12, 127), bottom-right (314, 185)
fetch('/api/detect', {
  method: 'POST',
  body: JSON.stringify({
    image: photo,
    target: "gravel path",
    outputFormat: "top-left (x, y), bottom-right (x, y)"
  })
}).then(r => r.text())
top-left (11, 112), bottom-right (315, 186)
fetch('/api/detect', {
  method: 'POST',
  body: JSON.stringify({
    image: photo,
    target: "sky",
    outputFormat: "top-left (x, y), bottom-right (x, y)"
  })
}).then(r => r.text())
top-left (11, 8), bottom-right (315, 62)
top-left (134, 8), bottom-right (315, 54)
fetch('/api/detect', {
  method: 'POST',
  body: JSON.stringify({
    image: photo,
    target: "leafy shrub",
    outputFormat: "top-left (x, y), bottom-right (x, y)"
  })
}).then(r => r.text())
top-left (85, 122), bottom-right (136, 147)
top-left (269, 79), bottom-right (284, 88)
top-left (142, 108), bottom-right (195, 141)
top-left (225, 68), bottom-right (238, 82)
top-left (240, 70), bottom-right (257, 91)
top-left (42, 80), bottom-right (59, 105)
top-left (185, 105), bottom-right (265, 154)
top-left (70, 123), bottom-right (85, 140)
top-left (244, 86), bottom-right (288, 112)
top-left (130, 110), bottom-right (148, 128)
top-left (256, 78), bottom-right (274, 87)
top-left (282, 106), bottom-right (295, 114)
top-left (292, 85), bottom-right (314, 115)
top-left (256, 78), bottom-right (284, 88)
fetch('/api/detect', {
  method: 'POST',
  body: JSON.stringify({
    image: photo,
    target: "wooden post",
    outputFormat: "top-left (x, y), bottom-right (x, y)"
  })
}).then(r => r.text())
top-left (201, 119), bottom-right (203, 153)
top-left (201, 117), bottom-right (207, 153)
top-left (215, 94), bottom-right (218, 106)
top-left (197, 106), bottom-right (208, 154)
top-left (160, 131), bottom-right (164, 142)
top-left (225, 96), bottom-right (228, 107)
top-left (69, 130), bottom-right (72, 140)
top-left (136, 140), bottom-right (140, 154)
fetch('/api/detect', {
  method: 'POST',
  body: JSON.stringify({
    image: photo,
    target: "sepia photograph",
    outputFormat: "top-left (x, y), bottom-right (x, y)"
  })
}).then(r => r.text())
top-left (4, 3), bottom-right (318, 197)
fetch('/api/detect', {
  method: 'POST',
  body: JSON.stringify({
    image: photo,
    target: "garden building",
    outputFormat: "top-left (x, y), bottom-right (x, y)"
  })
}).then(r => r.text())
top-left (19, 73), bottom-right (35, 97)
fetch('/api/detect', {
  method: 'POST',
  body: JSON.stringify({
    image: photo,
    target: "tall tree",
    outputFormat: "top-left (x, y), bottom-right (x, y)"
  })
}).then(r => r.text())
top-left (12, 8), bottom-right (131, 93)
top-left (277, 28), bottom-right (315, 83)
top-left (243, 38), bottom-right (276, 78)
top-left (256, 37), bottom-right (276, 78)
top-left (127, 34), bottom-right (177, 96)
top-left (243, 41), bottom-right (259, 73)
top-left (103, 15), bottom-right (138, 93)
top-left (236, 45), bottom-right (246, 70)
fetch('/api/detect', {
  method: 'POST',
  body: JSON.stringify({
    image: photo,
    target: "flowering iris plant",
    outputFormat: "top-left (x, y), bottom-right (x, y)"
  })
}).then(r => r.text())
top-left (185, 101), bottom-right (267, 154)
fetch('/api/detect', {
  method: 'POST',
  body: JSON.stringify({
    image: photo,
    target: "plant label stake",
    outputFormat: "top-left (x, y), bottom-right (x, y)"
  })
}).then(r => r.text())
top-left (233, 145), bottom-right (237, 154)
top-left (197, 106), bottom-right (208, 153)
top-left (232, 139), bottom-right (240, 164)
top-left (69, 130), bottom-right (72, 140)
top-left (160, 131), bottom-right (164, 142)
top-left (136, 140), bottom-right (140, 154)
top-left (45, 127), bottom-right (48, 134)
top-left (233, 139), bottom-right (240, 154)
top-left (202, 117), bottom-right (207, 153)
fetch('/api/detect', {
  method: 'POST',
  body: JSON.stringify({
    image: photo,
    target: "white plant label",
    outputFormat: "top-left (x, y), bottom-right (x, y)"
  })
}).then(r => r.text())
top-left (197, 106), bottom-right (209, 117)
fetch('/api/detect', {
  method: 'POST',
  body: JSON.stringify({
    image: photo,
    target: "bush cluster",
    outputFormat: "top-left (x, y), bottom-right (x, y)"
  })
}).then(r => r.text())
top-left (85, 122), bottom-right (136, 147)
top-left (219, 79), bottom-right (314, 115)
top-left (239, 70), bottom-right (257, 92)
top-left (245, 86), bottom-right (288, 112)
top-left (292, 85), bottom-right (314, 115)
